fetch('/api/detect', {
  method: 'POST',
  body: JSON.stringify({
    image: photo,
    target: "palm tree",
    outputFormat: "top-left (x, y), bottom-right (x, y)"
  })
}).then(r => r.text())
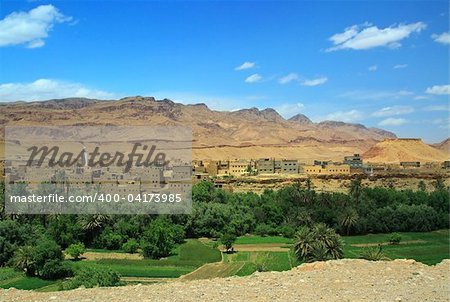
top-left (293, 226), bottom-right (314, 260)
top-left (12, 246), bottom-right (35, 276)
top-left (349, 179), bottom-right (362, 203)
top-left (340, 208), bottom-right (359, 235)
top-left (79, 214), bottom-right (110, 232)
top-left (293, 223), bottom-right (343, 262)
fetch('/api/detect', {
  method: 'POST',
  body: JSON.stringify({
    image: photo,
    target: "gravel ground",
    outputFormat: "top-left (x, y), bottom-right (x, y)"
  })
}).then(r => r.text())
top-left (1, 259), bottom-right (449, 302)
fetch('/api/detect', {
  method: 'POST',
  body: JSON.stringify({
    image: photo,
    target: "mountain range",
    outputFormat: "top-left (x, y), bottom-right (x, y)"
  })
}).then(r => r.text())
top-left (0, 97), bottom-right (447, 162)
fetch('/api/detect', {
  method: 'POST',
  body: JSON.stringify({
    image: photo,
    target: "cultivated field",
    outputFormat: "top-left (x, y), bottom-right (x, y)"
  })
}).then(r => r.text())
top-left (1, 230), bottom-right (448, 291)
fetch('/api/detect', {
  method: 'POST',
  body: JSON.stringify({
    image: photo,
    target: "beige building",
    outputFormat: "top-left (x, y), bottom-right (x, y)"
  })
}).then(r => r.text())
top-left (303, 164), bottom-right (351, 175)
top-left (229, 159), bottom-right (251, 176)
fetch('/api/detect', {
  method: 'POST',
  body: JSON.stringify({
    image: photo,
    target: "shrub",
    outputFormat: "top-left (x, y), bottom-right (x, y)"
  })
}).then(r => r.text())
top-left (359, 245), bottom-right (390, 261)
top-left (40, 260), bottom-right (72, 280)
top-left (389, 233), bottom-right (402, 245)
top-left (122, 239), bottom-right (140, 254)
top-left (277, 225), bottom-right (295, 238)
top-left (65, 243), bottom-right (86, 260)
top-left (60, 267), bottom-right (120, 290)
top-left (254, 224), bottom-right (277, 236)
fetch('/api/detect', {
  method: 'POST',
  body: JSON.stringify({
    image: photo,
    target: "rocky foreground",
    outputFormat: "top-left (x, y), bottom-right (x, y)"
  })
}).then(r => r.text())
top-left (2, 259), bottom-right (449, 302)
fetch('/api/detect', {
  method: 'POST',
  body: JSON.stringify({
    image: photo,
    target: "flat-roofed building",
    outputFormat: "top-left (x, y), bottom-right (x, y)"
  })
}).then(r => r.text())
top-left (256, 158), bottom-right (275, 174)
top-left (229, 159), bottom-right (250, 176)
top-left (304, 164), bottom-right (351, 175)
top-left (344, 154), bottom-right (363, 168)
top-left (280, 159), bottom-right (298, 174)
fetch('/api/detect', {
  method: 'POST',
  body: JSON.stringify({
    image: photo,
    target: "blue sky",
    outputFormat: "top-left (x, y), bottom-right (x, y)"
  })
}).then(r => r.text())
top-left (0, 1), bottom-right (449, 142)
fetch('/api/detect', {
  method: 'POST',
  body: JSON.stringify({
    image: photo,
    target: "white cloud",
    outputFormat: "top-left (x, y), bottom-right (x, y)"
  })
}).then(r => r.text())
top-left (0, 79), bottom-right (115, 102)
top-left (414, 95), bottom-right (430, 100)
top-left (301, 77), bottom-right (328, 87)
top-left (393, 64), bottom-right (408, 69)
top-left (327, 22), bottom-right (426, 51)
top-left (0, 5), bottom-right (72, 48)
top-left (378, 118), bottom-right (408, 126)
top-left (423, 105), bottom-right (449, 112)
top-left (340, 90), bottom-right (413, 100)
top-left (372, 106), bottom-right (414, 117)
top-left (368, 65), bottom-right (378, 71)
top-left (278, 73), bottom-right (299, 84)
top-left (426, 84), bottom-right (450, 95)
top-left (325, 110), bottom-right (363, 122)
top-left (275, 103), bottom-right (305, 118)
top-left (235, 62), bottom-right (256, 71)
top-left (245, 73), bottom-right (262, 83)
top-left (432, 32), bottom-right (450, 45)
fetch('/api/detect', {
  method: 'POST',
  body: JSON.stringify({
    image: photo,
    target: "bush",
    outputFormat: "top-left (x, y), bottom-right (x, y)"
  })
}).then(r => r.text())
top-left (65, 243), bottom-right (85, 260)
top-left (95, 229), bottom-right (124, 250)
top-left (60, 267), bottom-right (120, 290)
top-left (40, 260), bottom-right (72, 280)
top-left (122, 239), bottom-right (140, 254)
top-left (277, 225), bottom-right (295, 238)
top-left (254, 224), bottom-right (277, 236)
top-left (389, 233), bottom-right (402, 245)
top-left (359, 245), bottom-right (390, 261)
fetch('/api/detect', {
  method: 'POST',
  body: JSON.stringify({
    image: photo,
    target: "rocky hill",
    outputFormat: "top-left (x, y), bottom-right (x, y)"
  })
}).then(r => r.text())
top-left (0, 96), bottom-right (399, 161)
top-left (2, 259), bottom-right (449, 302)
top-left (363, 138), bottom-right (449, 163)
top-left (433, 138), bottom-right (450, 153)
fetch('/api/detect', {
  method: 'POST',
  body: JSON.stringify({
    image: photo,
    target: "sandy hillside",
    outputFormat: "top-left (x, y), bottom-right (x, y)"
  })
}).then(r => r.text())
top-left (1, 259), bottom-right (449, 302)
top-left (363, 138), bottom-right (449, 163)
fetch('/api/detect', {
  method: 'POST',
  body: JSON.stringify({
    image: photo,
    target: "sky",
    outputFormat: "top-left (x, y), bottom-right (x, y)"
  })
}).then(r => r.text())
top-left (0, 1), bottom-right (449, 143)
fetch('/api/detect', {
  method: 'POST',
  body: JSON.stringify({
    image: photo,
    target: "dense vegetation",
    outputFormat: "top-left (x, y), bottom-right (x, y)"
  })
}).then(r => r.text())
top-left (0, 179), bottom-right (448, 286)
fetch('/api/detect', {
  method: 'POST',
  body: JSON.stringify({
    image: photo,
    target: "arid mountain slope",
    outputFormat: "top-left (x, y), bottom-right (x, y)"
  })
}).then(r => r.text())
top-left (363, 138), bottom-right (449, 163)
top-left (433, 138), bottom-right (450, 153)
top-left (0, 96), bottom-right (401, 161)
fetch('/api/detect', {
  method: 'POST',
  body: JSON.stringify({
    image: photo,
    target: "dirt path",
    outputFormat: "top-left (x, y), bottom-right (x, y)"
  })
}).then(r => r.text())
top-left (180, 262), bottom-right (245, 281)
top-left (233, 243), bottom-right (290, 252)
top-left (2, 259), bottom-right (448, 302)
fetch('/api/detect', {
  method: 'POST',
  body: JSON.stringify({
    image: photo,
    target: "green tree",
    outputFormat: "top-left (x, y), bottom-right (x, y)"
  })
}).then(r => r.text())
top-left (141, 218), bottom-right (176, 259)
top-left (220, 233), bottom-right (236, 253)
top-left (122, 239), bottom-right (140, 254)
top-left (65, 243), bottom-right (86, 260)
top-left (0, 220), bottom-right (28, 266)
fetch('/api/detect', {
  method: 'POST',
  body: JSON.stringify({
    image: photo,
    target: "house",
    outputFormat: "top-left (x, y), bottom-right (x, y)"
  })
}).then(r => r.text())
top-left (344, 154), bottom-right (363, 168)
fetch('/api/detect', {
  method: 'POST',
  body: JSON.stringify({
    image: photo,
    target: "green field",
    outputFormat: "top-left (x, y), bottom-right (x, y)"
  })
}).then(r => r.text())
top-left (1, 230), bottom-right (448, 290)
top-left (0, 268), bottom-right (56, 291)
top-left (71, 239), bottom-right (221, 278)
top-left (343, 229), bottom-right (450, 265)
